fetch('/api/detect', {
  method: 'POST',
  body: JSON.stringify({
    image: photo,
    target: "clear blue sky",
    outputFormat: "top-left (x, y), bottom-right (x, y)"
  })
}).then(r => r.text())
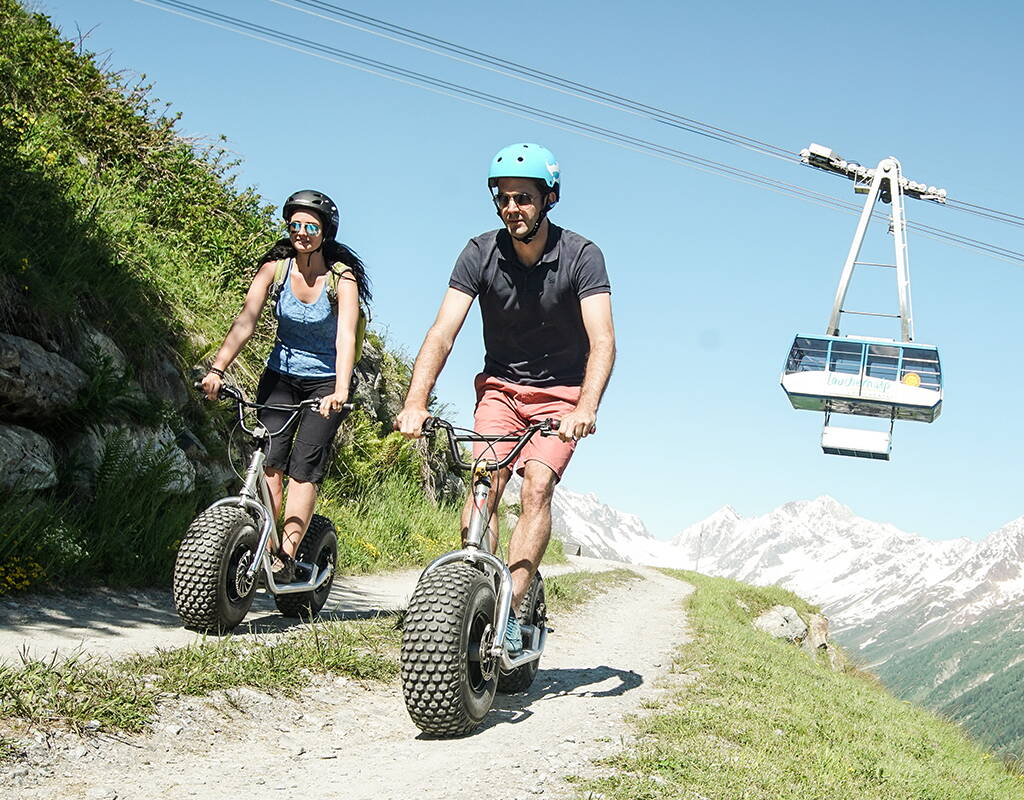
top-left (33, 0), bottom-right (1023, 542)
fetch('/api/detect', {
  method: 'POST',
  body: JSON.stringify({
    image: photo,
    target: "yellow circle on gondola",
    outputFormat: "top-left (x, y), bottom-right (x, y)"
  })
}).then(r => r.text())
top-left (903, 372), bottom-right (921, 387)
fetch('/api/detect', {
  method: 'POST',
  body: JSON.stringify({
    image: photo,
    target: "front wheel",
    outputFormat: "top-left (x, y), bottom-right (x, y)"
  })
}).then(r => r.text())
top-left (401, 562), bottom-right (498, 737)
top-left (173, 506), bottom-right (259, 633)
top-left (497, 571), bottom-right (546, 693)
top-left (274, 514), bottom-right (338, 619)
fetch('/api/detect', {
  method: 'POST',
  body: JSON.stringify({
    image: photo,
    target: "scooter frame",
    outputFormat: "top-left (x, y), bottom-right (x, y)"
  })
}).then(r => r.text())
top-left (420, 417), bottom-right (554, 673)
top-left (205, 383), bottom-right (351, 597)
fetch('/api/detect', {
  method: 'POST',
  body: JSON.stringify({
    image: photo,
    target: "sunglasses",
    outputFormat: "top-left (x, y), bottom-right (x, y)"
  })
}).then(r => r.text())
top-left (492, 191), bottom-right (538, 209)
top-left (287, 221), bottom-right (322, 236)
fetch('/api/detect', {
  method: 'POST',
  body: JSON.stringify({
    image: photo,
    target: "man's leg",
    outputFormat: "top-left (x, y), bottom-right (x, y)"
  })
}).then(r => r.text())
top-left (506, 459), bottom-right (558, 609)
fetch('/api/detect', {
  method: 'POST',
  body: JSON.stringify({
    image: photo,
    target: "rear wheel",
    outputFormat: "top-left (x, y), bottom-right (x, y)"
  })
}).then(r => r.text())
top-left (401, 562), bottom-right (498, 737)
top-left (274, 514), bottom-right (337, 619)
top-left (497, 571), bottom-right (546, 693)
top-left (173, 506), bottom-right (259, 633)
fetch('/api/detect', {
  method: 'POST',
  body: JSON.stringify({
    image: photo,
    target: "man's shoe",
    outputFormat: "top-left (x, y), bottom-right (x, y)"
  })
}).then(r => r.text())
top-left (504, 612), bottom-right (523, 655)
top-left (271, 552), bottom-right (296, 585)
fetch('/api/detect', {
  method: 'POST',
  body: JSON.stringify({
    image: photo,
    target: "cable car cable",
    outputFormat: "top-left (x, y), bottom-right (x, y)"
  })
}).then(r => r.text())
top-left (129, 0), bottom-right (1024, 266)
top-left (269, 0), bottom-right (800, 165)
top-left (275, 0), bottom-right (1024, 231)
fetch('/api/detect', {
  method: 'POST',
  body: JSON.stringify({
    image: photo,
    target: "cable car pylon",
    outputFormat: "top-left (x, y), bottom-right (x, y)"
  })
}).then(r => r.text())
top-left (781, 143), bottom-right (945, 460)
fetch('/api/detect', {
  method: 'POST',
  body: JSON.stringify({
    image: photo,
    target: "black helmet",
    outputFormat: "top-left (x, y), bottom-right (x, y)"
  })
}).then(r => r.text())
top-left (283, 190), bottom-right (339, 239)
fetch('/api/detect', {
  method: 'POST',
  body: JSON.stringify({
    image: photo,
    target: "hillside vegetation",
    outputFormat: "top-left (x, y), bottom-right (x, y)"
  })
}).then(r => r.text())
top-left (578, 571), bottom-right (1024, 799)
top-left (877, 604), bottom-right (1024, 759)
top-left (0, 0), bottom-right (463, 592)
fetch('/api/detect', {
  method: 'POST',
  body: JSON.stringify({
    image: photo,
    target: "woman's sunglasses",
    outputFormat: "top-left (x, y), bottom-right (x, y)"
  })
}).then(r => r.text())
top-left (287, 221), bottom-right (322, 236)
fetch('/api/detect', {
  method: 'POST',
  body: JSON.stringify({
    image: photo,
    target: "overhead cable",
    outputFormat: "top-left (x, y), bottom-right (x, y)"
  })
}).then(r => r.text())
top-left (129, 0), bottom-right (1024, 265)
top-left (270, 0), bottom-right (800, 165)
top-left (274, 0), bottom-right (1024, 233)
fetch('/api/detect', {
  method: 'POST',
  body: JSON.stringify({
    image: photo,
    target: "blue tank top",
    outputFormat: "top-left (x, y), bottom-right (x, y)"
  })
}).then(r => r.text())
top-left (267, 260), bottom-right (337, 377)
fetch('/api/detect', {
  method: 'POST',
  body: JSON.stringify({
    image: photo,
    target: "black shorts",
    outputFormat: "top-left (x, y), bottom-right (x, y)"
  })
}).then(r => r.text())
top-left (254, 368), bottom-right (354, 484)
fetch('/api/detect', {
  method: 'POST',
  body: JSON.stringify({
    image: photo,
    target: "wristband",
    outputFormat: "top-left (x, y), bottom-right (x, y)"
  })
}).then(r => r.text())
top-left (209, 367), bottom-right (225, 378)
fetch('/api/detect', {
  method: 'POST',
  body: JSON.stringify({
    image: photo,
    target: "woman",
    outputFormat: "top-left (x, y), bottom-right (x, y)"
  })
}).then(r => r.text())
top-left (201, 189), bottom-right (370, 583)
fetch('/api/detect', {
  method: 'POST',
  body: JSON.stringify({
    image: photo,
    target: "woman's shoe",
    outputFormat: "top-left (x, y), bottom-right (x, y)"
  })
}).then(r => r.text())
top-left (271, 551), bottom-right (296, 584)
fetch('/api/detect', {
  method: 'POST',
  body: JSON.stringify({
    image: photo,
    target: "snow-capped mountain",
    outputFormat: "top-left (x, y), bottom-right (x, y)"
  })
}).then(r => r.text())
top-left (505, 477), bottom-right (674, 564)
top-left (670, 496), bottom-right (976, 636)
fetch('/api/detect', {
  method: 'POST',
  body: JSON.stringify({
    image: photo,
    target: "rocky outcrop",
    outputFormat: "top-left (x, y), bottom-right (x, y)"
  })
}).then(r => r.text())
top-left (753, 605), bottom-right (808, 642)
top-left (0, 424), bottom-right (58, 491)
top-left (67, 424), bottom-right (196, 496)
top-left (0, 328), bottom-right (208, 498)
top-left (353, 340), bottom-right (404, 428)
top-left (0, 333), bottom-right (87, 419)
top-left (753, 605), bottom-right (840, 670)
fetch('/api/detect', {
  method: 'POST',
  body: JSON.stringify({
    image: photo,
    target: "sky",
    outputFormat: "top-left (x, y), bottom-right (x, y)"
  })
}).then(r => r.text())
top-left (31, 0), bottom-right (1024, 542)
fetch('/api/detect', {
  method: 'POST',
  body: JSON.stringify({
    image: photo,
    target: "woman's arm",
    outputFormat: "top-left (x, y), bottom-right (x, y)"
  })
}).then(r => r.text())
top-left (319, 267), bottom-right (360, 418)
top-left (200, 260), bottom-right (278, 399)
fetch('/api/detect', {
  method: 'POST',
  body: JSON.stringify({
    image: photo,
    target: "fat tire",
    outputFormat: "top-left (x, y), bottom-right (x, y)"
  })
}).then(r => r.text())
top-left (274, 514), bottom-right (338, 619)
top-left (172, 506), bottom-right (259, 633)
top-left (401, 562), bottom-right (497, 737)
top-left (497, 571), bottom-right (546, 693)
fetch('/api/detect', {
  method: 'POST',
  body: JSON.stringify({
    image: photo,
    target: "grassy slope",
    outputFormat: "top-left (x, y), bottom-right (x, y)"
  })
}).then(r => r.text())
top-left (0, 1), bottom-right (459, 590)
top-left (578, 570), bottom-right (1024, 800)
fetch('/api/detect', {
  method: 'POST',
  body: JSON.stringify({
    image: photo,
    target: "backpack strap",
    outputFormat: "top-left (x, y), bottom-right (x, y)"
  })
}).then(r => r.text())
top-left (329, 262), bottom-right (368, 364)
top-left (268, 258), bottom-right (291, 308)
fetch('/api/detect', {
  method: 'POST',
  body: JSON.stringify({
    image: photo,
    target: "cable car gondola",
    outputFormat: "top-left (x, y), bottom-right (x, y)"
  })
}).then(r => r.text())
top-left (781, 145), bottom-right (945, 460)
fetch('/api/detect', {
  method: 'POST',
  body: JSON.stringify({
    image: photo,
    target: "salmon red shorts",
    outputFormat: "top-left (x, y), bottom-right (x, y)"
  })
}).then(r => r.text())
top-left (472, 372), bottom-right (581, 480)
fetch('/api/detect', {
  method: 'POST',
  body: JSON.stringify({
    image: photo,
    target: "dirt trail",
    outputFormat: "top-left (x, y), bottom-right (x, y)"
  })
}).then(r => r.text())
top-left (2, 565), bottom-right (691, 800)
top-left (0, 556), bottom-right (617, 664)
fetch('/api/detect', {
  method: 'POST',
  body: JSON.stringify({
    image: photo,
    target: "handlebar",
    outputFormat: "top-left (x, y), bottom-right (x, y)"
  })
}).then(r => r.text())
top-left (423, 417), bottom-right (558, 472)
top-left (193, 380), bottom-right (354, 440)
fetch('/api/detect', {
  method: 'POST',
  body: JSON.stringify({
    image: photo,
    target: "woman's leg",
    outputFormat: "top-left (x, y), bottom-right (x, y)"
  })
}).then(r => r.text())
top-left (265, 467), bottom-right (285, 520)
top-left (280, 478), bottom-right (317, 558)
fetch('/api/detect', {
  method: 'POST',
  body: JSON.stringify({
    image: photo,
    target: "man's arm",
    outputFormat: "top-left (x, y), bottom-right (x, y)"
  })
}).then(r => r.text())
top-left (558, 292), bottom-right (615, 442)
top-left (396, 288), bottom-right (475, 437)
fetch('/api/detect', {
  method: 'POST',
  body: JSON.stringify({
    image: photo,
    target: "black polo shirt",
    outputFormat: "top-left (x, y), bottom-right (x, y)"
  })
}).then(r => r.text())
top-left (449, 223), bottom-right (611, 387)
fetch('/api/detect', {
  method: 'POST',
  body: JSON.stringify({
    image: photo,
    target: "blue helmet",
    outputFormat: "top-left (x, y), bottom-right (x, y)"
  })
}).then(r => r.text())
top-left (487, 143), bottom-right (560, 207)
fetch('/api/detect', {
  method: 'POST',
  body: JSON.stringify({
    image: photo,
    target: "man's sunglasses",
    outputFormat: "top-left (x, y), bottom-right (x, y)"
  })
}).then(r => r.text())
top-left (287, 221), bottom-right (322, 236)
top-left (492, 191), bottom-right (538, 210)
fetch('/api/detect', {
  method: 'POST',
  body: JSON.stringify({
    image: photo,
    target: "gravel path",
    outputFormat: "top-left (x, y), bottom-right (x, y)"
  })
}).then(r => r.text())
top-left (1, 566), bottom-right (692, 800)
top-left (0, 556), bottom-right (619, 664)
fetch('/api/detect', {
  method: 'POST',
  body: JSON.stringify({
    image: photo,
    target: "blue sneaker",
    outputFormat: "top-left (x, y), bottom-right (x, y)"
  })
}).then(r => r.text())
top-left (504, 612), bottom-right (523, 655)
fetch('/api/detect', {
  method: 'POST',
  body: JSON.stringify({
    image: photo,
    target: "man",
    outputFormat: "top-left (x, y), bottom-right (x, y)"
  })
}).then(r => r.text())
top-left (396, 142), bottom-right (615, 653)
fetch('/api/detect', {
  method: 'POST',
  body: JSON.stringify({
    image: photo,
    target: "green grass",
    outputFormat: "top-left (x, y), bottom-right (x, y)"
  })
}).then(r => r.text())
top-left (542, 536), bottom-right (568, 565)
top-left (574, 570), bottom-right (1024, 800)
top-left (0, 618), bottom-right (398, 733)
top-left (0, 2), bottom-right (453, 592)
top-left (318, 474), bottom-right (462, 573)
top-left (544, 568), bottom-right (638, 614)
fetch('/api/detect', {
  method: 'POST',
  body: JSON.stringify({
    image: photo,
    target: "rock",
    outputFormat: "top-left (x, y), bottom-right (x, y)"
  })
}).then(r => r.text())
top-left (752, 605), bottom-right (808, 642)
top-left (83, 720), bottom-right (101, 732)
top-left (68, 326), bottom-right (128, 376)
top-left (176, 429), bottom-right (207, 460)
top-left (66, 423), bottom-right (196, 495)
top-left (0, 333), bottom-right (88, 419)
top-left (85, 787), bottom-right (118, 800)
top-left (0, 423), bottom-right (57, 490)
top-left (139, 353), bottom-right (189, 410)
top-left (802, 613), bottom-right (830, 653)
